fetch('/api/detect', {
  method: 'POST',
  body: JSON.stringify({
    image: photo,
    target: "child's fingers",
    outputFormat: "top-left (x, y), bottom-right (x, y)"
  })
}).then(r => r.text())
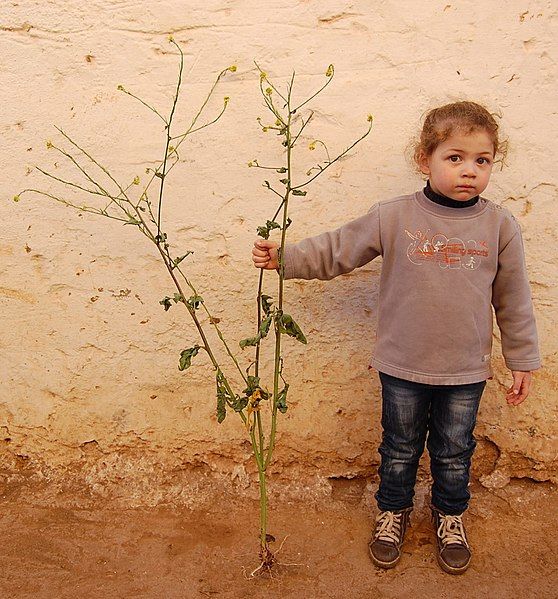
top-left (253, 255), bottom-right (269, 266)
top-left (252, 246), bottom-right (270, 258)
top-left (254, 239), bottom-right (277, 250)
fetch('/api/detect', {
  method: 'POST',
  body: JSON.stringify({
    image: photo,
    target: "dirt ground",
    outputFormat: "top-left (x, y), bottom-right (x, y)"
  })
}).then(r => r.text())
top-left (0, 478), bottom-right (556, 599)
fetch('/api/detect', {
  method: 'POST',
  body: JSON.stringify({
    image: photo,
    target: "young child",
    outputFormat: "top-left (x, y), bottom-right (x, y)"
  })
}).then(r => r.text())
top-left (251, 101), bottom-right (541, 575)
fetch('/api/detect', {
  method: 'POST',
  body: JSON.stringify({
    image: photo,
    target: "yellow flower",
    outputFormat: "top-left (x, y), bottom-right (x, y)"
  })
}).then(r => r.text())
top-left (308, 141), bottom-right (316, 151)
top-left (132, 176), bottom-right (140, 185)
top-left (117, 85), bottom-right (125, 91)
top-left (228, 65), bottom-right (237, 72)
top-left (260, 72), bottom-right (267, 82)
top-left (224, 96), bottom-right (230, 104)
top-left (326, 64), bottom-right (334, 77)
top-left (13, 194), bottom-right (20, 202)
top-left (168, 34), bottom-right (175, 42)
top-left (248, 161), bottom-right (254, 167)
top-left (46, 140), bottom-right (53, 149)
top-left (265, 87), bottom-right (272, 95)
top-left (367, 114), bottom-right (374, 122)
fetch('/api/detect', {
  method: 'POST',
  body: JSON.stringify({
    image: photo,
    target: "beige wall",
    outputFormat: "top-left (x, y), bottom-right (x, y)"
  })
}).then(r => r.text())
top-left (1, 1), bottom-right (556, 505)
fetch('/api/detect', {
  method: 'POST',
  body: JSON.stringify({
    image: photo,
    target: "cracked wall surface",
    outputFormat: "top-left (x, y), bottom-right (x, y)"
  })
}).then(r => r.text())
top-left (0, 1), bottom-right (557, 504)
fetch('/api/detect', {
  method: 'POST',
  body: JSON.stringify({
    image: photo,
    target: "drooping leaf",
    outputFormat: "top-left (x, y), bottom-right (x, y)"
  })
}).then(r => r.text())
top-left (239, 314), bottom-right (273, 350)
top-left (259, 315), bottom-right (272, 338)
top-left (260, 294), bottom-right (273, 316)
top-left (277, 383), bottom-right (290, 413)
top-left (216, 369), bottom-right (236, 423)
top-left (159, 296), bottom-right (172, 311)
top-left (178, 345), bottom-right (200, 371)
top-left (256, 220), bottom-right (281, 240)
top-left (231, 396), bottom-right (249, 412)
top-left (276, 312), bottom-right (307, 344)
top-left (291, 189), bottom-right (307, 196)
top-left (186, 294), bottom-right (204, 310)
top-left (217, 393), bottom-right (226, 423)
top-left (243, 376), bottom-right (260, 396)
top-left (239, 335), bottom-right (260, 349)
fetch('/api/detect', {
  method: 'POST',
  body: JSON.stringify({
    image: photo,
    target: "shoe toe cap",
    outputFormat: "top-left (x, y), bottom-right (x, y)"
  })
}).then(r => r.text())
top-left (441, 545), bottom-right (471, 569)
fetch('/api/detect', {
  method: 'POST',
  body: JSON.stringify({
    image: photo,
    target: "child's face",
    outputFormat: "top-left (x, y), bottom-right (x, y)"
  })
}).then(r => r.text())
top-left (419, 129), bottom-right (494, 200)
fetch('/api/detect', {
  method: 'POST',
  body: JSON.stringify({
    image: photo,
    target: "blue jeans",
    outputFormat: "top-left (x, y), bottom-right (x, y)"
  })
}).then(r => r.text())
top-left (375, 372), bottom-right (486, 515)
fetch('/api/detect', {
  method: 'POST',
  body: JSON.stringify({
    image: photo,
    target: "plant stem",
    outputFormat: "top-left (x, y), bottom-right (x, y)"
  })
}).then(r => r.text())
top-left (264, 106), bottom-right (293, 472)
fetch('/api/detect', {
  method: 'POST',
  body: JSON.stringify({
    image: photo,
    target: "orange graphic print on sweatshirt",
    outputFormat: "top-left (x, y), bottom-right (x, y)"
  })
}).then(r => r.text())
top-left (405, 228), bottom-right (489, 270)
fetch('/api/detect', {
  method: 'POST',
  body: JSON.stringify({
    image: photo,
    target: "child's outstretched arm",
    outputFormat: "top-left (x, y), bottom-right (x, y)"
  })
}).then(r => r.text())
top-left (252, 204), bottom-right (382, 281)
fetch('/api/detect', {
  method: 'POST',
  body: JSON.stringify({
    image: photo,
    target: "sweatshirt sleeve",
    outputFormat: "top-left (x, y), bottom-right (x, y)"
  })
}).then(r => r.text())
top-left (282, 203), bottom-right (382, 281)
top-left (491, 217), bottom-right (541, 371)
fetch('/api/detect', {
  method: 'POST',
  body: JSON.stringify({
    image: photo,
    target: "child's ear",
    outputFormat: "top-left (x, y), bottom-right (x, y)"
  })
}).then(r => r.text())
top-left (418, 150), bottom-right (431, 176)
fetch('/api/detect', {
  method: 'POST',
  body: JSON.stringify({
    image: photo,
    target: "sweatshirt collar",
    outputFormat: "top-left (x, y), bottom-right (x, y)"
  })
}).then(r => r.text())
top-left (424, 180), bottom-right (479, 208)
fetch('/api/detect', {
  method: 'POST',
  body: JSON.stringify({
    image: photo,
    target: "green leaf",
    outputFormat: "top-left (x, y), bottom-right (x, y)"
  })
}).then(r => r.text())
top-left (243, 375), bottom-right (261, 396)
top-left (173, 293), bottom-right (185, 303)
top-left (159, 296), bottom-right (172, 311)
top-left (276, 167), bottom-right (287, 173)
top-left (239, 315), bottom-right (273, 349)
top-left (277, 312), bottom-right (307, 344)
top-left (259, 315), bottom-right (272, 338)
top-left (291, 189), bottom-right (307, 196)
top-left (239, 335), bottom-right (260, 349)
top-left (279, 178), bottom-right (289, 185)
top-left (216, 369), bottom-right (236, 423)
top-left (256, 220), bottom-right (281, 240)
top-left (186, 294), bottom-right (204, 310)
top-left (178, 345), bottom-right (200, 371)
top-left (260, 294), bottom-right (273, 316)
top-left (231, 396), bottom-right (248, 412)
top-left (277, 383), bottom-right (290, 413)
top-left (124, 216), bottom-right (142, 226)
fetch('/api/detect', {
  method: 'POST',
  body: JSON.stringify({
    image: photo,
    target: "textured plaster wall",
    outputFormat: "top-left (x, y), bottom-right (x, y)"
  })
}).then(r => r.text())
top-left (1, 1), bottom-right (556, 505)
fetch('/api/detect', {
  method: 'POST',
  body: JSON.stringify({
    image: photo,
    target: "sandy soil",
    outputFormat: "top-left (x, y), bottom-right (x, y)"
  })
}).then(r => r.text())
top-left (0, 478), bottom-right (556, 599)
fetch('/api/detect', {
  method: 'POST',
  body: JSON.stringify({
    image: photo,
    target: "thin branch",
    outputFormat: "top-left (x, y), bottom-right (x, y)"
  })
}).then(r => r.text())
top-left (292, 118), bottom-right (373, 190)
top-left (117, 86), bottom-right (168, 125)
top-left (292, 65), bottom-right (334, 113)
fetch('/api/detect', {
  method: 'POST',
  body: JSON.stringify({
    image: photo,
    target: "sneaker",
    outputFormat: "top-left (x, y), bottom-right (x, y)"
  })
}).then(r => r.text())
top-left (431, 507), bottom-right (471, 574)
top-left (368, 507), bottom-right (412, 569)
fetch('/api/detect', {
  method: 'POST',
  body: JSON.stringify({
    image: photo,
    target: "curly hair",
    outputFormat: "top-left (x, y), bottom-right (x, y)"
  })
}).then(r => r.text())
top-left (409, 101), bottom-right (509, 175)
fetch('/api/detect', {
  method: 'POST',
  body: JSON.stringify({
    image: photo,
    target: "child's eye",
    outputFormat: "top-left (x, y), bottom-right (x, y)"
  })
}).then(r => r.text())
top-left (448, 155), bottom-right (461, 163)
top-left (478, 157), bottom-right (491, 165)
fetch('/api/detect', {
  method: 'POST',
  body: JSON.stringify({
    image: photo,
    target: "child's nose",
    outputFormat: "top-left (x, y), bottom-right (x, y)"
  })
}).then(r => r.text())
top-left (462, 162), bottom-right (477, 176)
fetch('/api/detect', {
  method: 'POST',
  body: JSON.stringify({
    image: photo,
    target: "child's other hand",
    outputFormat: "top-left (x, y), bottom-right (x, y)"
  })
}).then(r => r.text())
top-left (252, 239), bottom-right (279, 270)
top-left (505, 370), bottom-right (533, 405)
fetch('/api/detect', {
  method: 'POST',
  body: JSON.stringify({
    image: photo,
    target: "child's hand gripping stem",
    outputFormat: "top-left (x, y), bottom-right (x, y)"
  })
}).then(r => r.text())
top-left (252, 239), bottom-right (279, 270)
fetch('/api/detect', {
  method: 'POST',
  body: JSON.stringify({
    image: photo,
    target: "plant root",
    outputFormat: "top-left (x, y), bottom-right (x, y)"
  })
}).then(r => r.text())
top-left (242, 535), bottom-right (305, 580)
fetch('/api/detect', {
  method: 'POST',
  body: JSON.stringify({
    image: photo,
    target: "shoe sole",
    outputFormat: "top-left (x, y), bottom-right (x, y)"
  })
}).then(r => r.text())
top-left (435, 551), bottom-right (470, 575)
top-left (368, 545), bottom-right (401, 569)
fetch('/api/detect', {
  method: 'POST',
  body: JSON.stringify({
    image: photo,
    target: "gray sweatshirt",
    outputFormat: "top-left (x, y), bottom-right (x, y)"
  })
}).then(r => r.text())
top-left (282, 189), bottom-right (541, 384)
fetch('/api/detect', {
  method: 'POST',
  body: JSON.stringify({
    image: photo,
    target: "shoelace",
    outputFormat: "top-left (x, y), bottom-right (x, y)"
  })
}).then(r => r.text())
top-left (436, 514), bottom-right (469, 548)
top-left (374, 511), bottom-right (404, 544)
